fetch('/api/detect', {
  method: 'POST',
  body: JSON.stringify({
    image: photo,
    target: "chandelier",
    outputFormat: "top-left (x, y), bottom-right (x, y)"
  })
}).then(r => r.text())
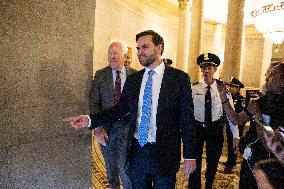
top-left (251, 0), bottom-right (284, 51)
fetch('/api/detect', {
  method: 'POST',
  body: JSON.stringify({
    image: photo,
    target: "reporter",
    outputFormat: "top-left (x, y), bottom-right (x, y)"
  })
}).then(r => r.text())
top-left (218, 63), bottom-right (284, 189)
top-left (253, 158), bottom-right (284, 189)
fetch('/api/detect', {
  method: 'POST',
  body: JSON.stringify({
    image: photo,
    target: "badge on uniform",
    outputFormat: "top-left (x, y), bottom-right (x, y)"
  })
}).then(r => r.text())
top-left (241, 100), bottom-right (246, 108)
top-left (243, 146), bottom-right (252, 160)
top-left (204, 53), bottom-right (209, 60)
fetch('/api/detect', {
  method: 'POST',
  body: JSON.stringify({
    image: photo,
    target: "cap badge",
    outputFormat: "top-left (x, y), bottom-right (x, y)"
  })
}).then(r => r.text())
top-left (204, 53), bottom-right (209, 61)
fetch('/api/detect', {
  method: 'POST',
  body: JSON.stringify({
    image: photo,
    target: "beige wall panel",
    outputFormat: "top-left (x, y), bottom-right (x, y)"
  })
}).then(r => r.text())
top-left (93, 0), bottom-right (178, 73)
top-left (241, 38), bottom-right (264, 87)
top-left (203, 31), bottom-right (225, 79)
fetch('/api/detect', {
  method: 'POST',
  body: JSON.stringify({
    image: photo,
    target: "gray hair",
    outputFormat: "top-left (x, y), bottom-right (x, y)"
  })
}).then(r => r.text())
top-left (108, 40), bottom-right (128, 55)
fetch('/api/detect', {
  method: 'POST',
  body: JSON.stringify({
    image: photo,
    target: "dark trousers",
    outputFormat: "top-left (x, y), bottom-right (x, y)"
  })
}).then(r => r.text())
top-left (101, 125), bottom-right (132, 189)
top-left (128, 139), bottom-right (176, 189)
top-left (225, 124), bottom-right (245, 169)
top-left (189, 122), bottom-right (224, 189)
top-left (239, 159), bottom-right (258, 189)
top-left (225, 124), bottom-right (237, 168)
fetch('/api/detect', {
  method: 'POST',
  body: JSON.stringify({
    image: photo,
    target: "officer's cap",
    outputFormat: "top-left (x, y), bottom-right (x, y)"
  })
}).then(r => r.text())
top-left (162, 58), bottom-right (173, 65)
top-left (197, 53), bottom-right (221, 67)
top-left (227, 77), bottom-right (244, 88)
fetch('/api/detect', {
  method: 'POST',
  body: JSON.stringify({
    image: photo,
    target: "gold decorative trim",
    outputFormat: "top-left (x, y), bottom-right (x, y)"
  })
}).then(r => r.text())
top-left (178, 0), bottom-right (192, 10)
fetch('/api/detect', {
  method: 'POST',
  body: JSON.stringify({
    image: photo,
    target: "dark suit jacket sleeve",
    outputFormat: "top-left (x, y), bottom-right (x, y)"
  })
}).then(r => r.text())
top-left (180, 73), bottom-right (196, 159)
top-left (89, 76), bottom-right (131, 130)
top-left (89, 71), bottom-right (101, 114)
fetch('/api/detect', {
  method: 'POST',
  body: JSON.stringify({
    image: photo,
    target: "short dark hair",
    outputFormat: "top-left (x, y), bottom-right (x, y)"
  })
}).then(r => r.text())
top-left (254, 158), bottom-right (284, 189)
top-left (136, 30), bottom-right (164, 55)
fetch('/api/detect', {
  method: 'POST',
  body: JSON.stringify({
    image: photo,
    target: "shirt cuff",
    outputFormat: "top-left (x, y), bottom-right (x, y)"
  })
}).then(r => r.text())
top-left (87, 115), bottom-right (91, 128)
top-left (227, 117), bottom-right (240, 139)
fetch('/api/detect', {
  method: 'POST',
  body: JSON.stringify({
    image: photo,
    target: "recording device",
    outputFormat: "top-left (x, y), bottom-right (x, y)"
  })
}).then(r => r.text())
top-left (245, 90), bottom-right (262, 106)
top-left (279, 127), bottom-right (284, 138)
top-left (253, 117), bottom-right (275, 136)
top-left (253, 117), bottom-right (284, 147)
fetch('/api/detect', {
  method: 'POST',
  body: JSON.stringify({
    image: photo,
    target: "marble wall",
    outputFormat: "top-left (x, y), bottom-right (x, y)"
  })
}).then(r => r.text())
top-left (0, 0), bottom-right (96, 188)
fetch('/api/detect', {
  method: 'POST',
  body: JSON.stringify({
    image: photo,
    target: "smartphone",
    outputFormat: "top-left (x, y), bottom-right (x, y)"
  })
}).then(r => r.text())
top-left (278, 128), bottom-right (284, 138)
top-left (253, 117), bottom-right (275, 136)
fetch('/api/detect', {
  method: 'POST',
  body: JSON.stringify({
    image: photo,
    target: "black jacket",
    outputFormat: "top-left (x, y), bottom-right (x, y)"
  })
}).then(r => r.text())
top-left (90, 65), bottom-right (196, 174)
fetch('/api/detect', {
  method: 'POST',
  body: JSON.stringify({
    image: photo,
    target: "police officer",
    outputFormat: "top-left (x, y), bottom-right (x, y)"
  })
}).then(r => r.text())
top-left (189, 53), bottom-right (239, 189)
top-left (223, 77), bottom-right (246, 173)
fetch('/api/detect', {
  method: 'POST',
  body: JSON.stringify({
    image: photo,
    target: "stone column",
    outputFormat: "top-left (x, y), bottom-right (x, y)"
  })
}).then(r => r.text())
top-left (221, 0), bottom-right (245, 81)
top-left (176, 0), bottom-right (191, 72)
top-left (212, 23), bottom-right (224, 79)
top-left (239, 26), bottom-right (246, 82)
top-left (259, 38), bottom-right (273, 89)
top-left (187, 0), bottom-right (204, 82)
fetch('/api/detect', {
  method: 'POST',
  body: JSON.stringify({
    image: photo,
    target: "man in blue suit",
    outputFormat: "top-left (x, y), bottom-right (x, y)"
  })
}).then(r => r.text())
top-left (64, 30), bottom-right (196, 189)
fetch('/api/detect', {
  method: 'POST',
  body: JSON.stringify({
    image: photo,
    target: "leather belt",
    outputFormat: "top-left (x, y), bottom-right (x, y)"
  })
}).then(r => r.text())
top-left (196, 118), bottom-right (223, 128)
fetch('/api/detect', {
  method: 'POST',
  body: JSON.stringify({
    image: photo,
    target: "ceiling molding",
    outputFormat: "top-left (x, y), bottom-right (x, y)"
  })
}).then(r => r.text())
top-left (113, 0), bottom-right (179, 29)
top-left (112, 0), bottom-right (263, 38)
top-left (142, 0), bottom-right (179, 16)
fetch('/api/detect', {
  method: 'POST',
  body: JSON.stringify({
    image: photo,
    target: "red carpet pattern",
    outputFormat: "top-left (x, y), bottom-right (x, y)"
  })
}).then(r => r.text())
top-left (92, 135), bottom-right (242, 189)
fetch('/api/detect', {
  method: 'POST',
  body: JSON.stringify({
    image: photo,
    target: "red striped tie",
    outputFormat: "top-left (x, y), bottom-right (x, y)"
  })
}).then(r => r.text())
top-left (114, 70), bottom-right (121, 104)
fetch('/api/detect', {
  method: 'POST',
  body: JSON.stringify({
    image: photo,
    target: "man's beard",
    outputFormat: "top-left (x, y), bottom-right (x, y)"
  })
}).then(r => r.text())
top-left (139, 53), bottom-right (157, 67)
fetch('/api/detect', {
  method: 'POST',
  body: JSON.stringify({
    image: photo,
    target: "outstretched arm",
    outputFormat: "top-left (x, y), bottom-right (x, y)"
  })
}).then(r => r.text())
top-left (63, 115), bottom-right (90, 129)
top-left (217, 82), bottom-right (251, 125)
top-left (262, 127), bottom-right (284, 164)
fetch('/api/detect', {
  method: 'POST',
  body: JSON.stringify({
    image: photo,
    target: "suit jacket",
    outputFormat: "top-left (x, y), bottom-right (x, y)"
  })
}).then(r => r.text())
top-left (90, 65), bottom-right (196, 174)
top-left (89, 66), bottom-right (136, 113)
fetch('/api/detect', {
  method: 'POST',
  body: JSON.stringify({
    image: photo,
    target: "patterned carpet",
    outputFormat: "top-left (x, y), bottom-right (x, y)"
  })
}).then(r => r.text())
top-left (92, 135), bottom-right (242, 189)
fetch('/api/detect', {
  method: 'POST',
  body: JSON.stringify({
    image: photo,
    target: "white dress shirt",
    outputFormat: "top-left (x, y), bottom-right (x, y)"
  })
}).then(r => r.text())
top-left (191, 80), bottom-right (239, 139)
top-left (133, 62), bottom-right (165, 143)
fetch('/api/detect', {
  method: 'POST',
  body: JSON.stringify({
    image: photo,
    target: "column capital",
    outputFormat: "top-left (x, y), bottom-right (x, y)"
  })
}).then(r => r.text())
top-left (178, 0), bottom-right (192, 10)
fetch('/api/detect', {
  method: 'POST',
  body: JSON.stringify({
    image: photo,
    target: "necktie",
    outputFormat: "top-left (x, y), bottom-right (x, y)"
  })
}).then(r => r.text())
top-left (205, 85), bottom-right (212, 124)
top-left (138, 70), bottom-right (154, 147)
top-left (114, 70), bottom-right (121, 104)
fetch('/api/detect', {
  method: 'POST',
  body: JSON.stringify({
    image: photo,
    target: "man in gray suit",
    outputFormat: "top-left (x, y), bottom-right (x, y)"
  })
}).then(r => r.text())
top-left (89, 40), bottom-right (136, 189)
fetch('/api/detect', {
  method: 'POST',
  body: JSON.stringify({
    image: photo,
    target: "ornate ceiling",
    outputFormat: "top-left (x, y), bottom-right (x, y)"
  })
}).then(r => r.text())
top-left (114, 0), bottom-right (259, 26)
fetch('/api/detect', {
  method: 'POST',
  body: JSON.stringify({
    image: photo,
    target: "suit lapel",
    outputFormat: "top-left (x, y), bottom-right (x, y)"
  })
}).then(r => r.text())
top-left (131, 70), bottom-right (144, 122)
top-left (156, 66), bottom-right (171, 123)
top-left (104, 67), bottom-right (114, 103)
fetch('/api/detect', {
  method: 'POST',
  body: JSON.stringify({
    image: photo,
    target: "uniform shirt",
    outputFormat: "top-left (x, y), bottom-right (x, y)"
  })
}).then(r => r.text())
top-left (192, 80), bottom-right (239, 139)
top-left (112, 66), bottom-right (127, 91)
top-left (133, 62), bottom-right (165, 143)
